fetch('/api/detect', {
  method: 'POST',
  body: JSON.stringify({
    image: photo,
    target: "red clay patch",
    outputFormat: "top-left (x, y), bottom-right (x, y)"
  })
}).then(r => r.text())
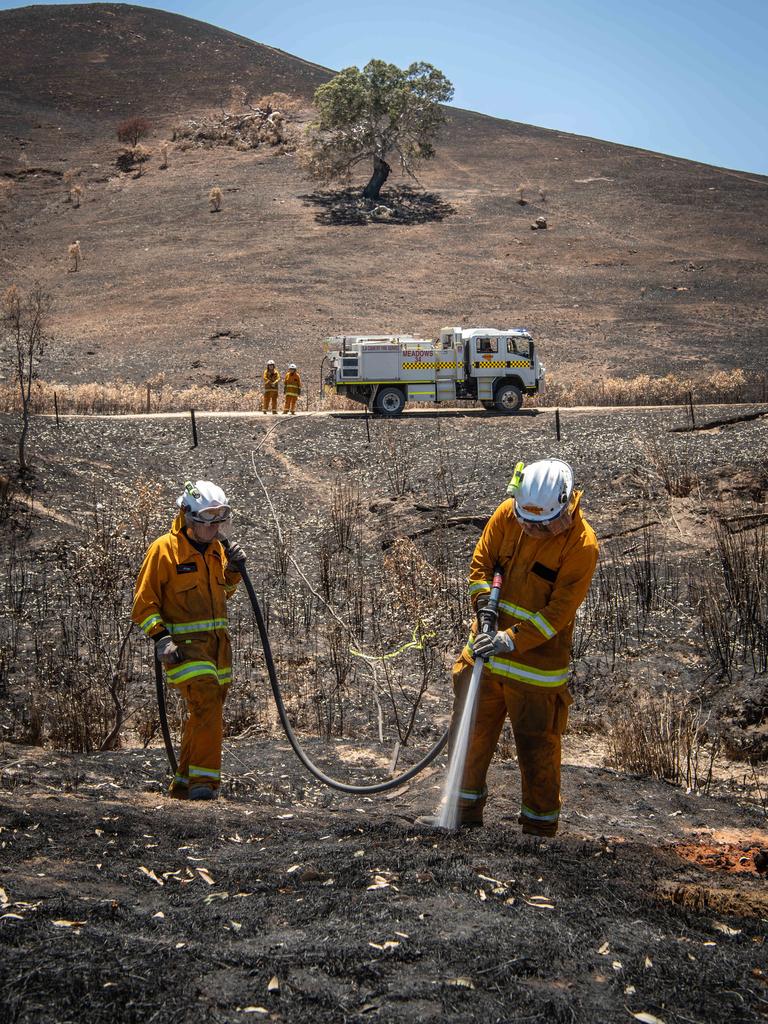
top-left (675, 841), bottom-right (767, 876)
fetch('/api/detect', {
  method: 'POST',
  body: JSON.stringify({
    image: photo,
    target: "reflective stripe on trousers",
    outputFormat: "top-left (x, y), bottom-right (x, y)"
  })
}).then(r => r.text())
top-left (166, 660), bottom-right (230, 686)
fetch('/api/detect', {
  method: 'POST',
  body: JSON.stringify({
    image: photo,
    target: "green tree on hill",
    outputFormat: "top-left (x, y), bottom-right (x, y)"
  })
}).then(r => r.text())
top-left (304, 60), bottom-right (454, 201)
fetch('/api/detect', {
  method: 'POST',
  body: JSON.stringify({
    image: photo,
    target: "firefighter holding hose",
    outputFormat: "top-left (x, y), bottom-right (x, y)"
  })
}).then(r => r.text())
top-left (132, 481), bottom-right (246, 800)
top-left (418, 459), bottom-right (598, 835)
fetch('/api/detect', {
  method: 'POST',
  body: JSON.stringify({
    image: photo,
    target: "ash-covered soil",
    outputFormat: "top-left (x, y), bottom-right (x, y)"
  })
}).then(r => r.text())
top-left (1, 739), bottom-right (767, 1024)
top-left (2, 403), bottom-right (768, 1021)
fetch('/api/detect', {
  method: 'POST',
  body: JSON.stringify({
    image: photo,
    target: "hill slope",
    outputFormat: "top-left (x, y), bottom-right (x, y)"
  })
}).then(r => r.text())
top-left (1, 3), bottom-right (767, 391)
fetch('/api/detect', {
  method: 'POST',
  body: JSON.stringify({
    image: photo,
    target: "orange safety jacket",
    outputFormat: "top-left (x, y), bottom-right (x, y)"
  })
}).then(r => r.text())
top-left (131, 512), bottom-right (242, 687)
top-left (284, 370), bottom-right (301, 397)
top-left (459, 492), bottom-right (598, 687)
top-left (263, 368), bottom-right (280, 393)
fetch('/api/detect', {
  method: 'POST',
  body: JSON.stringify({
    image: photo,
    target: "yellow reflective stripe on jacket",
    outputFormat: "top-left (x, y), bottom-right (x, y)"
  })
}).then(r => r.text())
top-left (498, 600), bottom-right (556, 639)
top-left (487, 655), bottom-right (569, 687)
top-left (139, 612), bottom-right (164, 636)
top-left (464, 635), bottom-right (569, 687)
top-left (285, 385), bottom-right (300, 395)
top-left (168, 618), bottom-right (228, 635)
top-left (469, 580), bottom-right (491, 598)
top-left (166, 659), bottom-right (219, 685)
top-left (531, 611), bottom-right (555, 639)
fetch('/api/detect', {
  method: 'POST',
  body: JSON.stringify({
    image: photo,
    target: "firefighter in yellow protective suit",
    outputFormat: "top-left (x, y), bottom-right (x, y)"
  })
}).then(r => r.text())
top-left (262, 360), bottom-right (280, 414)
top-left (132, 481), bottom-right (246, 800)
top-left (417, 459), bottom-right (598, 835)
top-left (282, 363), bottom-right (301, 415)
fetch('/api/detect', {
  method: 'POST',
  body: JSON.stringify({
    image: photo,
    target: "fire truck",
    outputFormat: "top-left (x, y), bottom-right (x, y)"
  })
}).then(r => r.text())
top-left (325, 326), bottom-right (545, 416)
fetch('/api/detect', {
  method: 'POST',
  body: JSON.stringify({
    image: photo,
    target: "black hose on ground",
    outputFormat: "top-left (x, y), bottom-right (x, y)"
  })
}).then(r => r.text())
top-left (154, 561), bottom-right (450, 794)
top-left (154, 653), bottom-right (178, 776)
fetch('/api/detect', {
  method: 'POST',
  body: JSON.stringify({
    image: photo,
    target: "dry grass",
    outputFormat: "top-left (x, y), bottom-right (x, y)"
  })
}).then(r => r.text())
top-left (0, 370), bottom-right (763, 416)
top-left (536, 368), bottom-right (754, 407)
top-left (0, 381), bottom-right (350, 415)
top-left (606, 693), bottom-right (717, 790)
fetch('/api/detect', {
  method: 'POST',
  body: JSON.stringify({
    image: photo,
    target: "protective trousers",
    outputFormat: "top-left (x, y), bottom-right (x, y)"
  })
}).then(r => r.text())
top-left (452, 660), bottom-right (572, 835)
top-left (174, 676), bottom-right (229, 794)
top-left (263, 388), bottom-right (278, 414)
top-left (283, 394), bottom-right (298, 414)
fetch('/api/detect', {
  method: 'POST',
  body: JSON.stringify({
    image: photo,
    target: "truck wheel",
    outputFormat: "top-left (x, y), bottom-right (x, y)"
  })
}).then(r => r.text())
top-left (375, 387), bottom-right (406, 417)
top-left (494, 383), bottom-right (523, 413)
top-left (481, 400), bottom-right (495, 410)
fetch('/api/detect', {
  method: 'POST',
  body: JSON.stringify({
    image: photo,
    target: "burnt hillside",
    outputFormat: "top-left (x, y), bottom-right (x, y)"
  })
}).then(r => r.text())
top-left (1, 3), bottom-right (767, 391)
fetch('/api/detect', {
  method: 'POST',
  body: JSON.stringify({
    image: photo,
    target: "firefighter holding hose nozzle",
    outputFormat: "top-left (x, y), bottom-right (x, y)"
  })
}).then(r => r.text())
top-left (417, 459), bottom-right (598, 835)
top-left (131, 481), bottom-right (246, 801)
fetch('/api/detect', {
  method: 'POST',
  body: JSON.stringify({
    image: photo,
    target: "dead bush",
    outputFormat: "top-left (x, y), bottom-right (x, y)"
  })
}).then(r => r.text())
top-left (209, 186), bottom-right (223, 212)
top-left (68, 240), bottom-right (81, 272)
top-left (606, 693), bottom-right (716, 790)
top-left (116, 116), bottom-right (150, 147)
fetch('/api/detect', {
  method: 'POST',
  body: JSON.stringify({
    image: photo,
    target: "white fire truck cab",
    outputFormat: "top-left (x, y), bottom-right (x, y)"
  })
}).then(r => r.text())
top-left (325, 326), bottom-right (545, 416)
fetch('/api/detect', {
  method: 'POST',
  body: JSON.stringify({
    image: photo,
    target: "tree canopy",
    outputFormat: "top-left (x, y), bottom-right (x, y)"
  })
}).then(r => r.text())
top-left (304, 60), bottom-right (454, 200)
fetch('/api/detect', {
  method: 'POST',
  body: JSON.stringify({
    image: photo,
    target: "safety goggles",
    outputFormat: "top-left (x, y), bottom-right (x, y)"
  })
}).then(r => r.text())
top-left (514, 502), bottom-right (573, 538)
top-left (189, 506), bottom-right (231, 524)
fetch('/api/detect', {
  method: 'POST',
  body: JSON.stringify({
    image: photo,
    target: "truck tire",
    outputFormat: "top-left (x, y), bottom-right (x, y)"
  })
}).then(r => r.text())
top-left (375, 387), bottom-right (406, 417)
top-left (494, 383), bottom-right (523, 413)
top-left (481, 400), bottom-right (495, 410)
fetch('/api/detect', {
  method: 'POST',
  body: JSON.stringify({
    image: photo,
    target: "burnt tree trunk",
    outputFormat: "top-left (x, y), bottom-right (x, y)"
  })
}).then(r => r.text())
top-left (363, 156), bottom-right (391, 200)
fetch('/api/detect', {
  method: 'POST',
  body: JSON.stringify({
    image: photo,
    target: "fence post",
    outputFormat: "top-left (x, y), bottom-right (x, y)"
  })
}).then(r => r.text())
top-left (555, 407), bottom-right (561, 441)
top-left (364, 402), bottom-right (371, 444)
top-left (53, 391), bottom-right (60, 428)
top-left (190, 409), bottom-right (198, 448)
top-left (146, 384), bottom-right (151, 414)
top-left (687, 390), bottom-right (696, 430)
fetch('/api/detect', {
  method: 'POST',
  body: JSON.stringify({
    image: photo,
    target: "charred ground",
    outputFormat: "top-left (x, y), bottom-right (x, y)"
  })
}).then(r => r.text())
top-left (2, 402), bottom-right (768, 1021)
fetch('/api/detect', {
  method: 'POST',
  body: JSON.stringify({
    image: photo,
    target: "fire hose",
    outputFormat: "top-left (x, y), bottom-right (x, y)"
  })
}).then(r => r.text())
top-left (154, 555), bottom-right (450, 794)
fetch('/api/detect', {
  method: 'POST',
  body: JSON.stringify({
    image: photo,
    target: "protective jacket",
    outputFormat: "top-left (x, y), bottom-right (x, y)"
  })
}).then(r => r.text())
top-left (284, 370), bottom-right (301, 396)
top-left (131, 512), bottom-right (241, 688)
top-left (459, 492), bottom-right (598, 687)
top-left (263, 368), bottom-right (280, 392)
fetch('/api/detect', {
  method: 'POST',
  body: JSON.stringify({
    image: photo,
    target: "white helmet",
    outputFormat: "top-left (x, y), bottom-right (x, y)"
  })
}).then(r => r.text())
top-left (288, 362), bottom-right (297, 370)
top-left (267, 359), bottom-right (275, 366)
top-left (507, 459), bottom-right (574, 523)
top-left (177, 480), bottom-right (231, 524)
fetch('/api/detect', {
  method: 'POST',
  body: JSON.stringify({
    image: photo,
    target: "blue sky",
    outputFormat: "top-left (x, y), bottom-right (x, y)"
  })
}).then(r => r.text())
top-left (4, 0), bottom-right (767, 174)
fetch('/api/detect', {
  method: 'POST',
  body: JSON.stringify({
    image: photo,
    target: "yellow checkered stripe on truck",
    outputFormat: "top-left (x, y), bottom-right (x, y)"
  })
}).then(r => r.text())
top-left (401, 360), bottom-right (459, 370)
top-left (472, 360), bottom-right (532, 369)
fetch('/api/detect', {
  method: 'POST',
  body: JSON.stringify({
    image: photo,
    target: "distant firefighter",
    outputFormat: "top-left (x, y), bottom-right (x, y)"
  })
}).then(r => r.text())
top-left (283, 363), bottom-right (301, 415)
top-left (262, 359), bottom-right (280, 414)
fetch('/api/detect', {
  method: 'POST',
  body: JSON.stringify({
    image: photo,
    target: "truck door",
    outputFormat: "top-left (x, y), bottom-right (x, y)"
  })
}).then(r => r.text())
top-left (470, 336), bottom-right (499, 401)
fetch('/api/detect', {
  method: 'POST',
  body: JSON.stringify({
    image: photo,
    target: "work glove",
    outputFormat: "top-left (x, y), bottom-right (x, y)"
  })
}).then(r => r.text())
top-left (472, 630), bottom-right (515, 661)
top-left (225, 541), bottom-right (246, 571)
top-left (155, 635), bottom-right (182, 666)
